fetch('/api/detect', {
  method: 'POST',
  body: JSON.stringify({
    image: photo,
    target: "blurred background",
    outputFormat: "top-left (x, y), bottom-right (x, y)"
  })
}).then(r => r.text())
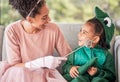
top-left (0, 0), bottom-right (120, 35)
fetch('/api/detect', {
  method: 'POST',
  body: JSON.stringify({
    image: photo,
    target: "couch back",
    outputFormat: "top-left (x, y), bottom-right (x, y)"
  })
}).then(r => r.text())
top-left (58, 24), bottom-right (81, 49)
top-left (0, 26), bottom-right (5, 61)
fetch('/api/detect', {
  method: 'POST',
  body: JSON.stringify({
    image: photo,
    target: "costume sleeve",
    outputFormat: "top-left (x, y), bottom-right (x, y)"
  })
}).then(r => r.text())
top-left (62, 53), bottom-right (74, 74)
top-left (54, 25), bottom-right (72, 56)
top-left (93, 51), bottom-right (116, 82)
top-left (5, 25), bottom-right (21, 65)
top-left (78, 57), bottom-right (97, 75)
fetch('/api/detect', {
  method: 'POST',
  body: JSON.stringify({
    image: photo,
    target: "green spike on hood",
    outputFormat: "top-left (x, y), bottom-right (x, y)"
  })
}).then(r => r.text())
top-left (95, 6), bottom-right (115, 49)
top-left (95, 6), bottom-right (108, 18)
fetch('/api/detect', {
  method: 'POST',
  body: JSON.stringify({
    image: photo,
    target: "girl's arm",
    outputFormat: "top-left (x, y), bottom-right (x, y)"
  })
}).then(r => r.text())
top-left (62, 53), bottom-right (74, 74)
top-left (92, 51), bottom-right (116, 81)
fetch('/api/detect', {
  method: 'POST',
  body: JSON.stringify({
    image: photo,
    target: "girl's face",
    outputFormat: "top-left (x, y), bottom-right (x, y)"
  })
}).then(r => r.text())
top-left (29, 4), bottom-right (51, 29)
top-left (78, 22), bottom-right (97, 47)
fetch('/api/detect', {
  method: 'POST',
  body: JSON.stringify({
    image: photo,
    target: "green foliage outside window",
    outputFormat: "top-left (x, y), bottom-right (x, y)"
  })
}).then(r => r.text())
top-left (1, 0), bottom-right (120, 34)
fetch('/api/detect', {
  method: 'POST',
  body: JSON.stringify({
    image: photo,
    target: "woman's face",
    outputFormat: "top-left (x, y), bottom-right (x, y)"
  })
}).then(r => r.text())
top-left (30, 4), bottom-right (51, 29)
top-left (78, 22), bottom-right (96, 46)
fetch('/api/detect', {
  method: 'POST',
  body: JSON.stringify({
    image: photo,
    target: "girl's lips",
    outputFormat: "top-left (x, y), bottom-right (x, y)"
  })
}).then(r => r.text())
top-left (78, 39), bottom-right (82, 42)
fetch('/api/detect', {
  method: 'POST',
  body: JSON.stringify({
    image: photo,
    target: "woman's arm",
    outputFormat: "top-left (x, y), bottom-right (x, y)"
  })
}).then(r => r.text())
top-left (54, 24), bottom-right (72, 57)
top-left (5, 25), bottom-right (22, 66)
top-left (15, 63), bottom-right (25, 67)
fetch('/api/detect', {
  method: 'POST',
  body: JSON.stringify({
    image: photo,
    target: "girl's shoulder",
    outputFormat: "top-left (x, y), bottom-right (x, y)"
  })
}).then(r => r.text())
top-left (104, 50), bottom-right (113, 57)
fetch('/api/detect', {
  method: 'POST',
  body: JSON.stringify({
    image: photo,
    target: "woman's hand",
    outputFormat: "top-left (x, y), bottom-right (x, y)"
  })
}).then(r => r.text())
top-left (25, 56), bottom-right (67, 69)
top-left (87, 66), bottom-right (97, 76)
top-left (70, 66), bottom-right (79, 78)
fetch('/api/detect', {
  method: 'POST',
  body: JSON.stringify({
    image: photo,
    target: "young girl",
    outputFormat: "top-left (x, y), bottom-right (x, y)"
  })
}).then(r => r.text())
top-left (62, 6), bottom-right (116, 82)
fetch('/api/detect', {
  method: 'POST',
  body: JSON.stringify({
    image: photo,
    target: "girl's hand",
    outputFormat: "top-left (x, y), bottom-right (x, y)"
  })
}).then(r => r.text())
top-left (87, 66), bottom-right (97, 76)
top-left (70, 66), bottom-right (79, 78)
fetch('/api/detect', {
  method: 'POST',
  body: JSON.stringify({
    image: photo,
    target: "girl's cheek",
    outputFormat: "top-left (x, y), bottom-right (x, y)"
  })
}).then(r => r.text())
top-left (80, 35), bottom-right (86, 40)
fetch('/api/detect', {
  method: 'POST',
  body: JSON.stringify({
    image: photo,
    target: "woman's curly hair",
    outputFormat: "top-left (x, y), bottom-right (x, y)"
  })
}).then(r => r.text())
top-left (87, 17), bottom-right (109, 50)
top-left (9, 0), bottom-right (45, 18)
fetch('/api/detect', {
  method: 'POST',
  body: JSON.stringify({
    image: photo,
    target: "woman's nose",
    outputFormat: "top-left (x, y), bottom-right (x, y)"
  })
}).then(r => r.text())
top-left (45, 16), bottom-right (51, 23)
top-left (47, 16), bottom-right (51, 22)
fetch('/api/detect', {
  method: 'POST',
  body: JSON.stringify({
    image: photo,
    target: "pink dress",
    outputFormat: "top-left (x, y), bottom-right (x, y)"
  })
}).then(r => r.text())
top-left (0, 20), bottom-right (72, 82)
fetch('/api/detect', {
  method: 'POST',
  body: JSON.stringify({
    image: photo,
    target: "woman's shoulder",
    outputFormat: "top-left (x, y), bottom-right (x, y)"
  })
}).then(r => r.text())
top-left (45, 22), bottom-right (60, 31)
top-left (5, 20), bottom-right (22, 33)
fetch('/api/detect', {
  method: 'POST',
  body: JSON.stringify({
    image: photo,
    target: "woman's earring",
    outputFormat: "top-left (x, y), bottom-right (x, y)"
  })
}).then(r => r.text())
top-left (29, 20), bottom-right (32, 24)
top-left (26, 16), bottom-right (32, 24)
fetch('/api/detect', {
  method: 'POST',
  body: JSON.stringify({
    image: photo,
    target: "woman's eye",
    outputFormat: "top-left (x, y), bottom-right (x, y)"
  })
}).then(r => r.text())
top-left (41, 17), bottom-right (47, 20)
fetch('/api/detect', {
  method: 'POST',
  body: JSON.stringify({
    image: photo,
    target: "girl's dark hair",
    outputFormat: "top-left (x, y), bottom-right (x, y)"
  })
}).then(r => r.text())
top-left (9, 0), bottom-right (45, 18)
top-left (87, 17), bottom-right (109, 49)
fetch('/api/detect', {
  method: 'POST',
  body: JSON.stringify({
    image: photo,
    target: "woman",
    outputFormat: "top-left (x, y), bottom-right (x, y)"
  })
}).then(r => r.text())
top-left (0, 0), bottom-right (72, 82)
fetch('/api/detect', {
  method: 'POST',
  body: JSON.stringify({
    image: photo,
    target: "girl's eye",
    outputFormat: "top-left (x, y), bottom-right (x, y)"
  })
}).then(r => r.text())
top-left (83, 31), bottom-right (87, 34)
top-left (79, 29), bottom-right (82, 32)
top-left (80, 29), bottom-right (86, 34)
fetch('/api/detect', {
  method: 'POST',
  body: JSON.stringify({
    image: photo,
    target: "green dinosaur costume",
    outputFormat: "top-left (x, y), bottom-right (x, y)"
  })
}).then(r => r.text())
top-left (62, 6), bottom-right (116, 82)
top-left (62, 46), bottom-right (115, 82)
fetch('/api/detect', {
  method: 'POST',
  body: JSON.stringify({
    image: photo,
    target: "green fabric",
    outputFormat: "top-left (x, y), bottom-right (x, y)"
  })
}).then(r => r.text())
top-left (71, 75), bottom-right (90, 82)
top-left (95, 6), bottom-right (115, 49)
top-left (74, 46), bottom-right (106, 68)
top-left (78, 57), bottom-right (97, 75)
top-left (62, 46), bottom-right (105, 75)
top-left (62, 46), bottom-right (116, 82)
